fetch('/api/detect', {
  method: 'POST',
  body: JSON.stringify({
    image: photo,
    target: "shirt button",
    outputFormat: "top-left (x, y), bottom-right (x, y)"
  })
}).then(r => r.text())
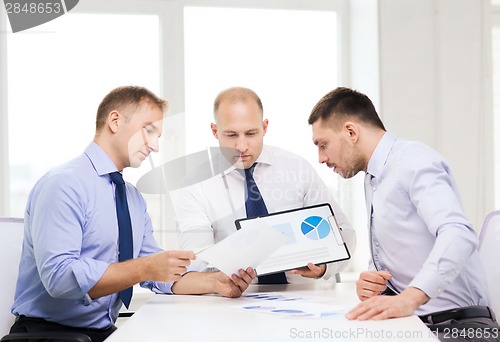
top-left (437, 288), bottom-right (442, 293)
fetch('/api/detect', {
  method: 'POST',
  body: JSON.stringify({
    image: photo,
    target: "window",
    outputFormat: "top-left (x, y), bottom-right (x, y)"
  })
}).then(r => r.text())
top-left (6, 13), bottom-right (161, 216)
top-left (184, 6), bottom-right (339, 191)
top-left (2, 1), bottom-right (360, 270)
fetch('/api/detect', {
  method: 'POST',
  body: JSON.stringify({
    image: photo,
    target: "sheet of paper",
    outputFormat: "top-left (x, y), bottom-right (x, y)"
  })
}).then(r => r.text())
top-left (240, 292), bottom-right (332, 302)
top-left (196, 223), bottom-right (287, 277)
top-left (231, 292), bottom-right (349, 319)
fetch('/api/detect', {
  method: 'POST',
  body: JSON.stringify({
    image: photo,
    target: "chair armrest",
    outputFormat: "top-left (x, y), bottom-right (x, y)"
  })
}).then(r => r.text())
top-left (118, 311), bottom-right (134, 318)
top-left (1, 332), bottom-right (92, 342)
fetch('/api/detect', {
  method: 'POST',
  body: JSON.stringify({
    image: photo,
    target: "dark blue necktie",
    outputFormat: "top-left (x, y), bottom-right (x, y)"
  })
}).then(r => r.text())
top-left (244, 163), bottom-right (287, 284)
top-left (109, 172), bottom-right (133, 309)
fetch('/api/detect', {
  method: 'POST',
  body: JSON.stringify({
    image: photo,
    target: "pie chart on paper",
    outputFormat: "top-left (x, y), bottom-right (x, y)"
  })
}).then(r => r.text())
top-left (301, 216), bottom-right (331, 240)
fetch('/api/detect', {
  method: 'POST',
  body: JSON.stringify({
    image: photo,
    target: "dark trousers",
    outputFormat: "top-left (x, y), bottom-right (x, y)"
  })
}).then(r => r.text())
top-left (420, 307), bottom-right (500, 342)
top-left (9, 315), bottom-right (117, 342)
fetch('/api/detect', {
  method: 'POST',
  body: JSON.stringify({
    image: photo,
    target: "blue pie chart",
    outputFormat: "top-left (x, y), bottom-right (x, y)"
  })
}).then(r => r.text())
top-left (301, 216), bottom-right (330, 240)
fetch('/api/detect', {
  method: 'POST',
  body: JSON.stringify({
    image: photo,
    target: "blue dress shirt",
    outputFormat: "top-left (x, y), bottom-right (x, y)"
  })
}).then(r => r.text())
top-left (367, 133), bottom-right (489, 315)
top-left (12, 142), bottom-right (173, 329)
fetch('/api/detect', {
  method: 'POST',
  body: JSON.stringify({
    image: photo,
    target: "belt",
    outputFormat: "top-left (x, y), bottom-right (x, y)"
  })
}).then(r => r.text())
top-left (419, 306), bottom-right (494, 325)
top-left (16, 315), bottom-right (116, 333)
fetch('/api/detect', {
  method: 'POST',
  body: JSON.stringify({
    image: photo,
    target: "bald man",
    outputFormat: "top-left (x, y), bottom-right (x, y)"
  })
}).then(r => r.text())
top-left (172, 87), bottom-right (356, 297)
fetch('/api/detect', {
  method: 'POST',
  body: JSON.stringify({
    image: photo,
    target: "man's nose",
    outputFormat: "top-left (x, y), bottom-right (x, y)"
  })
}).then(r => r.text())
top-left (236, 137), bottom-right (248, 152)
top-left (148, 135), bottom-right (160, 153)
top-left (318, 150), bottom-right (328, 164)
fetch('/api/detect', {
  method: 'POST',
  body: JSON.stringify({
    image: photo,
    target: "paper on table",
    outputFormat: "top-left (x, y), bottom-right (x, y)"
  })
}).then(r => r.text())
top-left (232, 299), bottom-right (348, 319)
top-left (232, 292), bottom-right (349, 319)
top-left (196, 223), bottom-right (287, 277)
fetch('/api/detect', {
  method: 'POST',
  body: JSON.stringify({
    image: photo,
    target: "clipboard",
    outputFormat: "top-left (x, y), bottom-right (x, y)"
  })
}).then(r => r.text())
top-left (235, 203), bottom-right (350, 276)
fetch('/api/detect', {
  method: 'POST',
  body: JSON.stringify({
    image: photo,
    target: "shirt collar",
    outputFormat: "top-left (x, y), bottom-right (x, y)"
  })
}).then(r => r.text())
top-left (254, 145), bottom-right (273, 166)
top-left (366, 132), bottom-right (397, 179)
top-left (84, 141), bottom-right (119, 176)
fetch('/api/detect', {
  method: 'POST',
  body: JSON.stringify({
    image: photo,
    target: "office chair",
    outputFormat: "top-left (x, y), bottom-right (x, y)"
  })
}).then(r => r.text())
top-left (478, 210), bottom-right (500, 318)
top-left (0, 218), bottom-right (91, 342)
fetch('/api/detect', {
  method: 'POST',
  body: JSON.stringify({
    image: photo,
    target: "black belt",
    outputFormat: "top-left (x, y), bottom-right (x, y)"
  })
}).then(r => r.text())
top-left (16, 315), bottom-right (116, 333)
top-left (419, 306), bottom-right (495, 325)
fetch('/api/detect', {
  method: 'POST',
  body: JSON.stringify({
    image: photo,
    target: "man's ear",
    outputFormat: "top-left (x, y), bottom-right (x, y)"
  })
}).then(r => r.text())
top-left (262, 118), bottom-right (269, 136)
top-left (108, 111), bottom-right (120, 133)
top-left (344, 121), bottom-right (359, 143)
top-left (210, 123), bottom-right (218, 139)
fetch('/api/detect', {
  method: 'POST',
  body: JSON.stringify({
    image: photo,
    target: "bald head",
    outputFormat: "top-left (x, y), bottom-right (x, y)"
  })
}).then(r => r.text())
top-left (213, 87), bottom-right (263, 121)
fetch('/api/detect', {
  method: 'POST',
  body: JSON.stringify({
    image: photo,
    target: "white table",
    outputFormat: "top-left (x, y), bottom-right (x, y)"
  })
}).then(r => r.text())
top-left (107, 282), bottom-right (439, 341)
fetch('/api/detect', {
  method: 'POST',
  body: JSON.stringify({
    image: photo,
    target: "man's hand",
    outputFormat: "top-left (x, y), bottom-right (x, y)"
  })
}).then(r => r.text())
top-left (213, 268), bottom-right (256, 298)
top-left (89, 250), bottom-right (195, 299)
top-left (144, 250), bottom-right (195, 283)
top-left (289, 263), bottom-right (326, 279)
top-left (356, 270), bottom-right (392, 300)
top-left (346, 287), bottom-right (429, 320)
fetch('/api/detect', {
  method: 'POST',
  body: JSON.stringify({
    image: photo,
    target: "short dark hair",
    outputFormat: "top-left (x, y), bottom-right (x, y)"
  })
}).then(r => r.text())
top-left (308, 87), bottom-right (385, 131)
top-left (213, 87), bottom-right (263, 119)
top-left (96, 86), bottom-right (168, 131)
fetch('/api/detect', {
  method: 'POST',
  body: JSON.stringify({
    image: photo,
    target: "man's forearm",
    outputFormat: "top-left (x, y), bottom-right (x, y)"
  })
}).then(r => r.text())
top-left (171, 272), bottom-right (217, 295)
top-left (88, 258), bottom-right (148, 299)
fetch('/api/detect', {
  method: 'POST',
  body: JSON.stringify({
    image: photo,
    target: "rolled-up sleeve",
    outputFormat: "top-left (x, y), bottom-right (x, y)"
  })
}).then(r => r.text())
top-left (30, 174), bottom-right (109, 301)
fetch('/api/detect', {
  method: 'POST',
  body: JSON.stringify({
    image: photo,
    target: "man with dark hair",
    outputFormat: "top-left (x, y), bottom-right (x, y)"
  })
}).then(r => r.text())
top-left (308, 86), bottom-right (498, 341)
top-left (10, 86), bottom-right (195, 342)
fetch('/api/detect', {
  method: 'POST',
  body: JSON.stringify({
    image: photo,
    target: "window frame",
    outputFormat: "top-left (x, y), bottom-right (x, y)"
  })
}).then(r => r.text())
top-left (0, 0), bottom-right (351, 248)
top-left (493, 2), bottom-right (500, 207)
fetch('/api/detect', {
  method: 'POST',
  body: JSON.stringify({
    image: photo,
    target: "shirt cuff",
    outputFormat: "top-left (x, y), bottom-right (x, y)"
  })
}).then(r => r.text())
top-left (408, 267), bottom-right (448, 299)
top-left (73, 258), bottom-right (109, 304)
top-left (140, 266), bottom-right (197, 295)
top-left (83, 293), bottom-right (94, 306)
top-left (321, 263), bottom-right (335, 281)
top-left (141, 280), bottom-right (174, 294)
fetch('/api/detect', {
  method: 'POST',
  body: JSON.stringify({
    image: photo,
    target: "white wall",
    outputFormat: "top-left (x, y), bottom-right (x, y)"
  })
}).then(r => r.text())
top-left (374, 0), bottom-right (492, 229)
top-left (0, 9), bottom-right (9, 216)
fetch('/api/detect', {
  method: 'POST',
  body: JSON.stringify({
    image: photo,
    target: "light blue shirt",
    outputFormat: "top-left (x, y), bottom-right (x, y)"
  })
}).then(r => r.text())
top-left (12, 142), bottom-right (173, 329)
top-left (367, 133), bottom-right (489, 315)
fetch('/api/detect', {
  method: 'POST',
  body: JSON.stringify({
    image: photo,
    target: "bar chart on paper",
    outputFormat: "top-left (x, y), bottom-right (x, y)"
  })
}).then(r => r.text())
top-left (301, 216), bottom-right (331, 240)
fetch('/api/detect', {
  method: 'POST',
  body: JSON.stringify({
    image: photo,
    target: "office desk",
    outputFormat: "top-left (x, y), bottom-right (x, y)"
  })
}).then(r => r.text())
top-left (107, 282), bottom-right (439, 341)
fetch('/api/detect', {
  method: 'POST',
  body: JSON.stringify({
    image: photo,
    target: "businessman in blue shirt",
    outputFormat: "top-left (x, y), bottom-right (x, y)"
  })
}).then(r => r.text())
top-left (308, 87), bottom-right (499, 341)
top-left (8, 86), bottom-right (201, 342)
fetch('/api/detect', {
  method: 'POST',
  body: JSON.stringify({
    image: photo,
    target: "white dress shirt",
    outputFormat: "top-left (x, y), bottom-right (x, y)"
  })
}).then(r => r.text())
top-left (366, 133), bottom-right (489, 315)
top-left (172, 145), bottom-right (356, 281)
